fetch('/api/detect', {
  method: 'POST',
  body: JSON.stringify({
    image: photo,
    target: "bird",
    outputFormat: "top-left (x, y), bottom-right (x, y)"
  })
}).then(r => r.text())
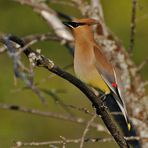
top-left (63, 18), bottom-right (131, 131)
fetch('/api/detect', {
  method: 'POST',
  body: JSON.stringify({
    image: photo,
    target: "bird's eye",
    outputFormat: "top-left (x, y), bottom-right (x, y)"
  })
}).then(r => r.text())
top-left (72, 22), bottom-right (87, 28)
top-left (74, 23), bottom-right (79, 27)
top-left (71, 22), bottom-right (79, 28)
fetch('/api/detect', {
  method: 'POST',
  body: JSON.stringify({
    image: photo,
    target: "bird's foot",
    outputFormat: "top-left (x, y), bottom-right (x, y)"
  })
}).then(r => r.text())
top-left (99, 94), bottom-right (107, 102)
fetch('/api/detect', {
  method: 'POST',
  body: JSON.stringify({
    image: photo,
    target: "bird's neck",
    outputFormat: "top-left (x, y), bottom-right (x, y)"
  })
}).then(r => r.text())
top-left (73, 26), bottom-right (95, 58)
top-left (73, 26), bottom-right (95, 66)
top-left (73, 26), bottom-right (95, 43)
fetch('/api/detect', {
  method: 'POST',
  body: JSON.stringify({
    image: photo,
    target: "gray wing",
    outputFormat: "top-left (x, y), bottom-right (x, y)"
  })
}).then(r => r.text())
top-left (93, 45), bottom-right (129, 124)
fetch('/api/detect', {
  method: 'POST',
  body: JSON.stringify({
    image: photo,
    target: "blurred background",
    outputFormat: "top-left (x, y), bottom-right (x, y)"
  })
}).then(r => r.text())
top-left (0, 0), bottom-right (148, 147)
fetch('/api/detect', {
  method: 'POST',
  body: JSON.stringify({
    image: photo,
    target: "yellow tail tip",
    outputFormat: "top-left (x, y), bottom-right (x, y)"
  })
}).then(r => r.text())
top-left (128, 123), bottom-right (131, 131)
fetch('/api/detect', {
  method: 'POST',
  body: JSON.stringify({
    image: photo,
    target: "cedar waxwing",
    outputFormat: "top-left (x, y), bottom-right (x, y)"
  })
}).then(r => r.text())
top-left (64, 18), bottom-right (131, 131)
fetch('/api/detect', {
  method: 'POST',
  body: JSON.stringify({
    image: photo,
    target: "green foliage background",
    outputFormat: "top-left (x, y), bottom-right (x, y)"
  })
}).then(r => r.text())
top-left (0, 0), bottom-right (148, 147)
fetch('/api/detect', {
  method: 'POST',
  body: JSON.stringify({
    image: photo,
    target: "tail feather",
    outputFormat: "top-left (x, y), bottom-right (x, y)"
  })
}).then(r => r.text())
top-left (106, 94), bottom-right (130, 130)
top-left (105, 94), bottom-right (141, 148)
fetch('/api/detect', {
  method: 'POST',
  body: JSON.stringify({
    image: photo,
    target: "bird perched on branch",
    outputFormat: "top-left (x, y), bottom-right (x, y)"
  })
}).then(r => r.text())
top-left (64, 18), bottom-right (131, 131)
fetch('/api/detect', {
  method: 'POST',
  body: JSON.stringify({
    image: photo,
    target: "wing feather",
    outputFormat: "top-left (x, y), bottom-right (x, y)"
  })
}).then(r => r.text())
top-left (93, 45), bottom-right (116, 93)
top-left (93, 45), bottom-right (129, 124)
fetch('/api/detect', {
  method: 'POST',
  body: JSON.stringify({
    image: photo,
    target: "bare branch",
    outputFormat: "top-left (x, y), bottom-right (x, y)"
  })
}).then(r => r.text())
top-left (14, 136), bottom-right (148, 147)
top-left (129, 0), bottom-right (137, 53)
top-left (48, 0), bottom-right (76, 7)
top-left (80, 114), bottom-right (96, 148)
top-left (0, 102), bottom-right (105, 132)
top-left (23, 33), bottom-right (64, 43)
top-left (66, 104), bottom-right (94, 116)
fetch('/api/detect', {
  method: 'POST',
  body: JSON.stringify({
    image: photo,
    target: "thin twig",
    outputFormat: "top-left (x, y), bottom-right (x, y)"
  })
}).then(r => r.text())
top-left (129, 0), bottom-right (137, 53)
top-left (0, 103), bottom-right (106, 132)
top-left (66, 104), bottom-right (94, 116)
top-left (65, 104), bottom-right (123, 116)
top-left (14, 136), bottom-right (148, 147)
top-left (29, 83), bottom-right (47, 104)
top-left (136, 58), bottom-right (148, 72)
top-left (48, 0), bottom-right (76, 7)
top-left (80, 114), bottom-right (96, 148)
top-left (16, 40), bottom-right (36, 55)
top-left (23, 33), bottom-right (68, 44)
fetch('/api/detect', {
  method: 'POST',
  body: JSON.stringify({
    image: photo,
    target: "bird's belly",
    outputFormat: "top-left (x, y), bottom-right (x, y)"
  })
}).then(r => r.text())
top-left (74, 62), bottom-right (110, 93)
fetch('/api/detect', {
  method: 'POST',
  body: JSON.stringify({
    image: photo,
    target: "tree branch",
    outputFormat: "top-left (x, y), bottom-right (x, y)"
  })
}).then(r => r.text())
top-left (0, 102), bottom-right (105, 131)
top-left (0, 35), bottom-right (129, 148)
top-left (14, 0), bottom-right (73, 41)
top-left (14, 136), bottom-right (148, 147)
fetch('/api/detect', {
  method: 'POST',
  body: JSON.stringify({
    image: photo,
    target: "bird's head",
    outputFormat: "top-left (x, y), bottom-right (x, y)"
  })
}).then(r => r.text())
top-left (63, 18), bottom-right (98, 29)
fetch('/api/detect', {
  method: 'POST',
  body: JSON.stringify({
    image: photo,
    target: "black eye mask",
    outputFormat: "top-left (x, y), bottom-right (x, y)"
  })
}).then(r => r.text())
top-left (63, 21), bottom-right (86, 28)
